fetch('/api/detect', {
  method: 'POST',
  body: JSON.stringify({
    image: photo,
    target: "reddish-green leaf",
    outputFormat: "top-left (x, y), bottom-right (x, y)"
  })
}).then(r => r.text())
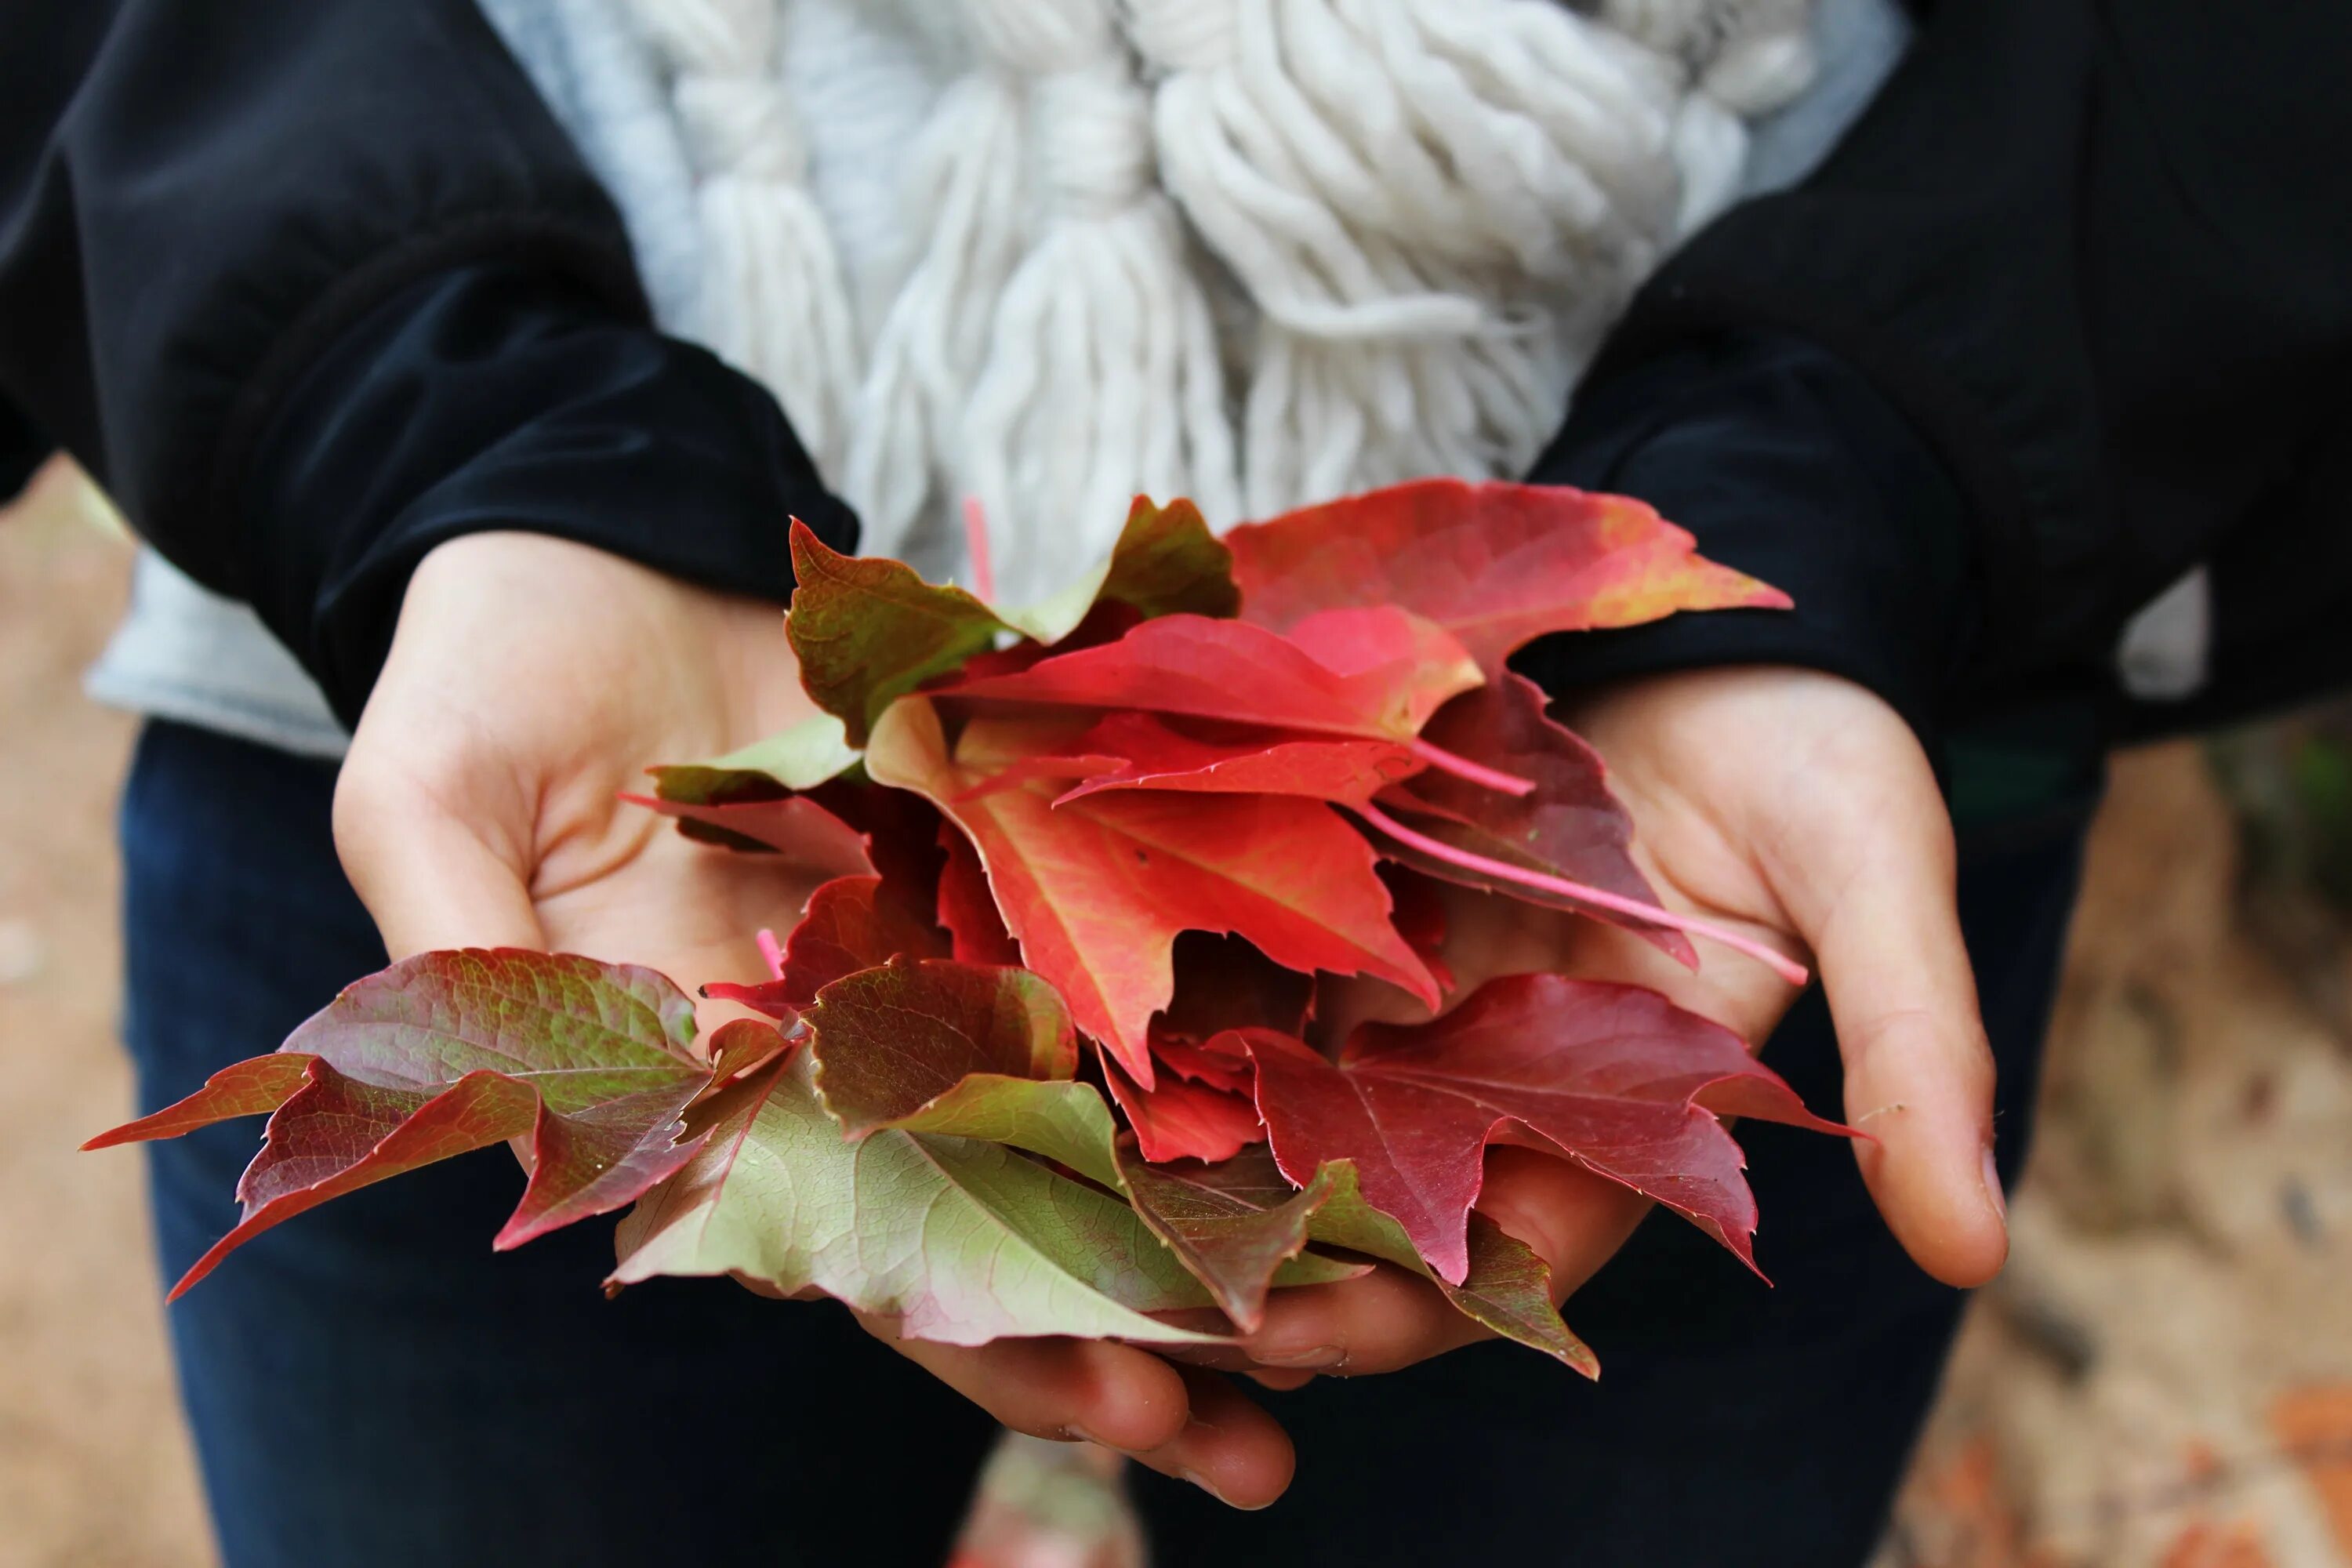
top-left (1299, 1156), bottom-right (1597, 1374)
top-left (787, 499), bottom-right (1240, 746)
top-left (636, 717), bottom-right (876, 867)
top-left (1119, 1146), bottom-right (1581, 1361)
top-left (949, 611), bottom-right (1482, 743)
top-left (705, 1017), bottom-right (795, 1084)
top-left (1048, 712), bottom-right (1422, 808)
top-left (787, 520), bottom-right (1014, 745)
top-left (866, 699), bottom-right (1437, 1085)
top-left (1002, 495), bottom-right (1240, 645)
top-left (622, 790), bottom-right (876, 871)
top-left (1226, 478), bottom-right (1791, 672)
top-left (83, 1055), bottom-right (318, 1149)
top-left (1104, 1054), bottom-right (1265, 1166)
top-left (1112, 1144), bottom-right (1338, 1331)
top-left (703, 873), bottom-right (946, 1019)
top-left (1373, 673), bottom-right (1695, 964)
top-left (646, 713), bottom-right (862, 803)
top-left (182, 1064), bottom-right (546, 1300)
top-left (89, 950), bottom-right (719, 1296)
top-left (1243, 975), bottom-right (1846, 1284)
top-left (808, 956), bottom-right (1080, 1138)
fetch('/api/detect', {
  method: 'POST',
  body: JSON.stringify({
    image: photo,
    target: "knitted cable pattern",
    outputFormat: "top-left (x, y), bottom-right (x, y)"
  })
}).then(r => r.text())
top-left (622, 0), bottom-right (1817, 601)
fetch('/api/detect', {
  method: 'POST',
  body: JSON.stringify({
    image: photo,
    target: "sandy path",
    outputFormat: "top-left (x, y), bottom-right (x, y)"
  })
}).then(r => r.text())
top-left (0, 468), bottom-right (212, 1566)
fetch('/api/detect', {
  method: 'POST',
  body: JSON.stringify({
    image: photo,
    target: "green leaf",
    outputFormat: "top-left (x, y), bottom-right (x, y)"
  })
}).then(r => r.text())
top-left (869, 1074), bottom-right (1128, 1191)
top-left (648, 713), bottom-right (862, 805)
top-left (1002, 496), bottom-right (1240, 645)
top-left (610, 1054), bottom-right (1228, 1345)
top-left (787, 521), bottom-right (1011, 746)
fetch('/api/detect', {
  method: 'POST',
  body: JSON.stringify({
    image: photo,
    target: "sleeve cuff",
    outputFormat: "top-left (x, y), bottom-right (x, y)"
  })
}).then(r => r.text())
top-left (0, 398), bottom-right (46, 506)
top-left (1514, 328), bottom-right (1976, 749)
top-left (234, 263), bottom-right (858, 728)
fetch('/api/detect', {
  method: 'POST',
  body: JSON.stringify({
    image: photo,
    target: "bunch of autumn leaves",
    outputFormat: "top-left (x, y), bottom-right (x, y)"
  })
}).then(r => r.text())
top-left (93, 481), bottom-right (1843, 1371)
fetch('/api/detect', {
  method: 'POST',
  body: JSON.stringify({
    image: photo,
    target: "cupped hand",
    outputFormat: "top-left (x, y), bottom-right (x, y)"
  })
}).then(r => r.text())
top-left (333, 532), bottom-right (1293, 1508)
top-left (1225, 665), bottom-right (2008, 1381)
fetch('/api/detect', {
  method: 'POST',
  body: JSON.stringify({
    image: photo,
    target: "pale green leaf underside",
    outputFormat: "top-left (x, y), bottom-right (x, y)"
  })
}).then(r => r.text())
top-left (612, 1058), bottom-right (1226, 1346)
top-left (878, 1075), bottom-right (1359, 1294)
top-left (652, 713), bottom-right (861, 804)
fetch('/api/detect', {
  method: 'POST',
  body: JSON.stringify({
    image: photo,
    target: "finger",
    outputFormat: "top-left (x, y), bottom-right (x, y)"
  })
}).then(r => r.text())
top-left (1245, 1367), bottom-right (1318, 1393)
top-left (1128, 1366), bottom-right (1294, 1511)
top-left (332, 764), bottom-right (545, 959)
top-left (1470, 1145), bottom-right (1651, 1299)
top-left (869, 1326), bottom-right (1294, 1508)
top-left (1792, 818), bottom-right (2008, 1287)
top-left (869, 1324), bottom-right (1195, 1453)
top-left (1239, 1265), bottom-right (1477, 1377)
top-left (1234, 1147), bottom-right (1642, 1377)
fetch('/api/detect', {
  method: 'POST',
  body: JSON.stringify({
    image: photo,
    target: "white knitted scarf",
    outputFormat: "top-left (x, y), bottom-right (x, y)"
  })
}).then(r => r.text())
top-left (613, 0), bottom-right (1816, 601)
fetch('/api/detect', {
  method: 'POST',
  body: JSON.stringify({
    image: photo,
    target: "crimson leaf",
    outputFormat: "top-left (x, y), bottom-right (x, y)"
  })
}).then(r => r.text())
top-left (1372, 673), bottom-right (1695, 964)
top-left (1226, 478), bottom-right (1790, 673)
top-left (866, 699), bottom-right (1436, 1085)
top-left (1243, 975), bottom-right (1846, 1284)
top-left (949, 610), bottom-right (1482, 743)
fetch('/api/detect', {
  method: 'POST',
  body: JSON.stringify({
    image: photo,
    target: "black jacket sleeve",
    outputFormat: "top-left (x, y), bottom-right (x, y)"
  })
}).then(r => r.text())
top-left (1527, 0), bottom-right (2352, 742)
top-left (0, 0), bottom-right (853, 726)
top-left (0, 398), bottom-right (45, 506)
top-left (1519, 329), bottom-right (1972, 746)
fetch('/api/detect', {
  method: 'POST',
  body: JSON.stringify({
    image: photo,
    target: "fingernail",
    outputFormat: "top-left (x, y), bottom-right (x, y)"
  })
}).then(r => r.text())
top-left (1253, 1341), bottom-right (1343, 1370)
top-left (1181, 1468), bottom-right (1268, 1510)
top-left (1980, 1144), bottom-right (2008, 1224)
top-left (1066, 1425), bottom-right (1123, 1452)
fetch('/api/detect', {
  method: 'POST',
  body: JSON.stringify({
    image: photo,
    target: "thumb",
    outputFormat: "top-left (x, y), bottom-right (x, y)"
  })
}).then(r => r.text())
top-left (1785, 811), bottom-right (2009, 1288)
top-left (332, 749), bottom-right (546, 961)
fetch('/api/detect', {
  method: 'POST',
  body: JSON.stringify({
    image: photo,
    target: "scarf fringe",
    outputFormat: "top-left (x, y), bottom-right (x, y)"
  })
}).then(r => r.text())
top-left (630, 0), bottom-right (1817, 600)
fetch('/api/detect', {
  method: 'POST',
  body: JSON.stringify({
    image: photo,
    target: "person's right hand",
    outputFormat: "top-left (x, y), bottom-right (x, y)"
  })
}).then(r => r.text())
top-left (1195, 666), bottom-right (2007, 1384)
top-left (333, 532), bottom-right (1295, 1508)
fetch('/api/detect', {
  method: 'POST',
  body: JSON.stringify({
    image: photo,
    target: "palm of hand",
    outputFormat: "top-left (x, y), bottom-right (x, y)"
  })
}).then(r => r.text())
top-left (1232, 666), bottom-right (2006, 1381)
top-left (335, 533), bottom-right (1294, 1505)
top-left (336, 532), bottom-right (825, 1013)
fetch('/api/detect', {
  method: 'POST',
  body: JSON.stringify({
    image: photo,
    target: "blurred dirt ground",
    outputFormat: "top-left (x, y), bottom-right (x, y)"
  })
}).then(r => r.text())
top-left (2, 467), bottom-right (2347, 1567)
top-left (0, 466), bottom-right (210, 1566)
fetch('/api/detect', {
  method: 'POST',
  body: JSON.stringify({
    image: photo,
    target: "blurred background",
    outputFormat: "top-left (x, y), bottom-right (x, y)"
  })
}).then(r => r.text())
top-left (4, 464), bottom-right (2347, 1568)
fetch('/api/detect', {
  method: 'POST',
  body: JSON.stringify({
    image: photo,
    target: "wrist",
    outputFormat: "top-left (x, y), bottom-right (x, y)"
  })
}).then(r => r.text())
top-left (238, 263), bottom-right (855, 730)
top-left (1519, 329), bottom-right (1974, 756)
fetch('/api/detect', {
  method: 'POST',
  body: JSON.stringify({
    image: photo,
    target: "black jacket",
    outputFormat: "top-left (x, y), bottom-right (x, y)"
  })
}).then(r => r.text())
top-left (5, 0), bottom-right (2349, 750)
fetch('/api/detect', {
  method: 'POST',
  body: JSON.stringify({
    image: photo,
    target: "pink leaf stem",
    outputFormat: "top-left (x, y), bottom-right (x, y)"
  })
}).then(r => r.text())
top-left (1352, 803), bottom-right (1809, 988)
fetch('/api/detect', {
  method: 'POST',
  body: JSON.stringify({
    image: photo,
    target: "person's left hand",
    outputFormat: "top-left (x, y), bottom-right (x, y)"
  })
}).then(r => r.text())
top-left (334, 533), bottom-right (1299, 1508)
top-left (1210, 665), bottom-right (2010, 1385)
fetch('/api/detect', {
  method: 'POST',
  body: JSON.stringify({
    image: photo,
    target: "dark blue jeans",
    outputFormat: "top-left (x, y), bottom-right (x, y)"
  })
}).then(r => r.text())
top-left (122, 719), bottom-right (2093, 1566)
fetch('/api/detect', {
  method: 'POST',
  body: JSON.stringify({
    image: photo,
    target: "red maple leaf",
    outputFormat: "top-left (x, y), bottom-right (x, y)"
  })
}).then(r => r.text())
top-left (1367, 672), bottom-right (1697, 965)
top-left (1045, 712), bottom-right (1422, 808)
top-left (949, 608), bottom-right (1482, 743)
top-left (1226, 477), bottom-right (1790, 672)
top-left (1243, 974), bottom-right (1848, 1284)
top-left (703, 872), bottom-right (946, 1018)
top-left (866, 699), bottom-right (1436, 1086)
top-left (1105, 1053), bottom-right (1265, 1165)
